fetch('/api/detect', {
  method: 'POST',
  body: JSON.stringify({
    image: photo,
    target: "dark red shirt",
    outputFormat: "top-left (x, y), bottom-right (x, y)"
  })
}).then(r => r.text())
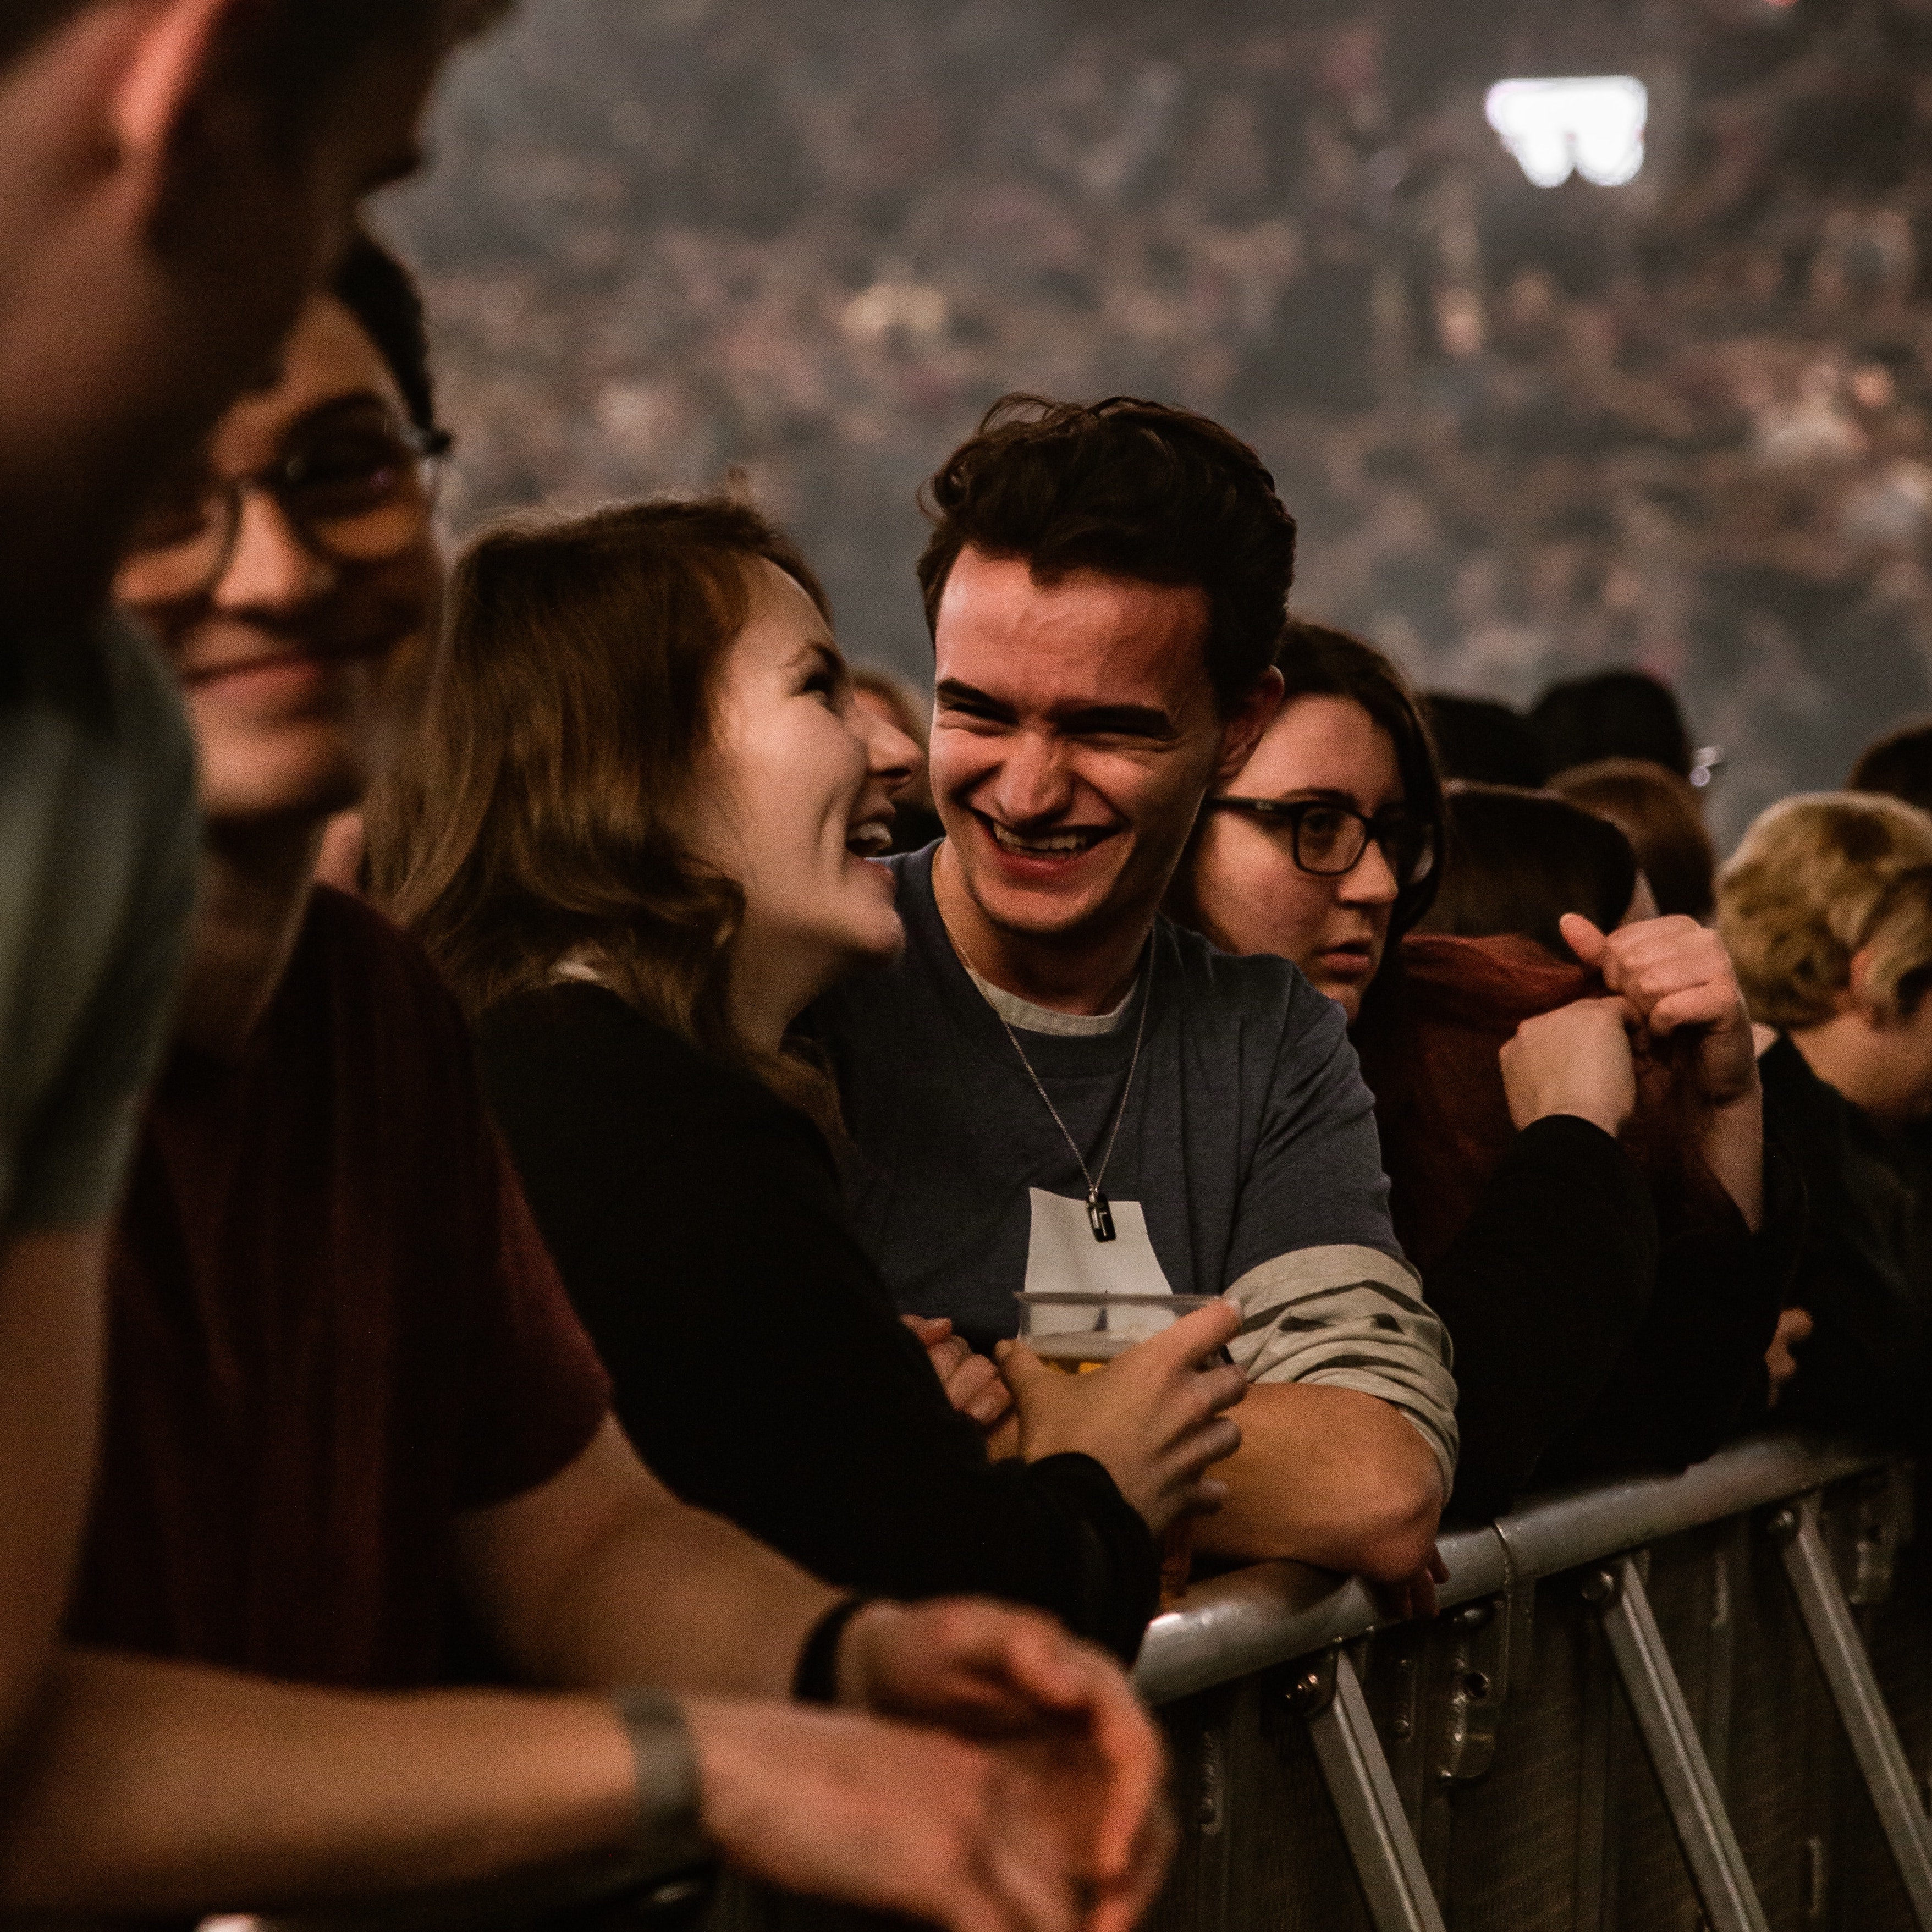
top-left (68, 888), bottom-right (611, 1688)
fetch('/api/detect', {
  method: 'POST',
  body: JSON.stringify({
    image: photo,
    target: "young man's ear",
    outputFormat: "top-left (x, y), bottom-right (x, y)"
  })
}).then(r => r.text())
top-left (1213, 665), bottom-right (1284, 786)
top-left (108, 0), bottom-right (249, 228)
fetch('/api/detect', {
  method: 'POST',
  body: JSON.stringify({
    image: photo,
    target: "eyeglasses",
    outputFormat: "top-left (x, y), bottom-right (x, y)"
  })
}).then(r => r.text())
top-left (115, 402), bottom-right (453, 606)
top-left (1207, 796), bottom-right (1438, 886)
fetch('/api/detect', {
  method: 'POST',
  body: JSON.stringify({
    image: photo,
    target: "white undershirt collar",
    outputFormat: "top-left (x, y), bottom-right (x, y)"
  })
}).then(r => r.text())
top-left (961, 959), bottom-right (1132, 1037)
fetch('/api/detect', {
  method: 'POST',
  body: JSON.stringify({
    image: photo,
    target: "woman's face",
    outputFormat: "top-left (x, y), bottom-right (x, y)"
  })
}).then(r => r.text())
top-left (1189, 693), bottom-right (1406, 1021)
top-left (115, 293), bottom-right (443, 830)
top-left (686, 558), bottom-right (918, 993)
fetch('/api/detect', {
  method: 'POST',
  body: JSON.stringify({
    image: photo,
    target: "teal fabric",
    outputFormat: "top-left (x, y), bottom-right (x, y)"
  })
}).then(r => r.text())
top-left (0, 619), bottom-right (197, 1231)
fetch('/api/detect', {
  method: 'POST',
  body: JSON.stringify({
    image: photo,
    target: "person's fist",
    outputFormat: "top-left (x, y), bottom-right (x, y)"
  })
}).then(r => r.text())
top-left (1500, 995), bottom-right (1638, 1137)
top-left (1560, 913), bottom-right (1758, 1110)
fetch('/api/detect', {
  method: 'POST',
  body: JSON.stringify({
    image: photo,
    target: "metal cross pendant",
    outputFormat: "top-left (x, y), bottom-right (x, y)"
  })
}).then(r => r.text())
top-left (1087, 1190), bottom-right (1116, 1243)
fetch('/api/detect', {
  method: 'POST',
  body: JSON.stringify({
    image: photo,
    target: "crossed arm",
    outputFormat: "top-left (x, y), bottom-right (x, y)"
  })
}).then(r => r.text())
top-left (1191, 1383), bottom-right (1444, 1582)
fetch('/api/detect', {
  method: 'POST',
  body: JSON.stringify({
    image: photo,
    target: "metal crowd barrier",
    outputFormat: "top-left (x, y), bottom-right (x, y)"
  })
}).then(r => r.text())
top-left (1135, 1429), bottom-right (1928, 1932)
top-left (712, 1429), bottom-right (1932, 1932)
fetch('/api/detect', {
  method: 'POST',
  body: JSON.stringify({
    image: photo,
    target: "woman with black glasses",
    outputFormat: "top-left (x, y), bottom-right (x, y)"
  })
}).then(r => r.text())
top-left (1172, 623), bottom-right (1791, 1519)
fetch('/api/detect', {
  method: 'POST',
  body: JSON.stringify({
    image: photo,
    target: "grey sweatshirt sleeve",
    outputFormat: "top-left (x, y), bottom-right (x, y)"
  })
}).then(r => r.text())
top-left (1224, 1244), bottom-right (1458, 1491)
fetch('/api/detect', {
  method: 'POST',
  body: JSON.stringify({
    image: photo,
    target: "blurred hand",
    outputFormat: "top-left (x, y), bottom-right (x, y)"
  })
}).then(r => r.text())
top-left (1374, 1545), bottom-right (1449, 1625)
top-left (905, 1314), bottom-right (1014, 1430)
top-left (1561, 913), bottom-right (1759, 1110)
top-left (829, 1599), bottom-right (1174, 1932)
top-left (686, 1691), bottom-right (1168, 1932)
top-left (1500, 996), bottom-right (1638, 1138)
top-left (1765, 1306), bottom-right (1814, 1406)
top-left (997, 1301), bottom-right (1247, 1535)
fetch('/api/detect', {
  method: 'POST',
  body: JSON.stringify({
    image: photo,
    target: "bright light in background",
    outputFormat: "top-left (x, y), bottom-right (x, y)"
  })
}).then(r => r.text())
top-left (1485, 77), bottom-right (1648, 189)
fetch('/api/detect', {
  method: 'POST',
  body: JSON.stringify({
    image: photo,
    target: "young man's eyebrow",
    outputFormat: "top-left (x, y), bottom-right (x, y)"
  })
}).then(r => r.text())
top-left (935, 679), bottom-right (1016, 715)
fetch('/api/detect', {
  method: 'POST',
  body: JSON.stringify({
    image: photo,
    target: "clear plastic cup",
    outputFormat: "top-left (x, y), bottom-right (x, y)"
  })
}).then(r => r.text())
top-left (1014, 1291), bottom-right (1226, 1609)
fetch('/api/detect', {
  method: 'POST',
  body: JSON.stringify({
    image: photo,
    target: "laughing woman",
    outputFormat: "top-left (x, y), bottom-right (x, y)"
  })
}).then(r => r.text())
top-left (373, 498), bottom-right (1246, 1658)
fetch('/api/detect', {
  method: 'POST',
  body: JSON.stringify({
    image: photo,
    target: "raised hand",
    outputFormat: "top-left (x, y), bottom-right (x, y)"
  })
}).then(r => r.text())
top-left (905, 1314), bottom-right (1014, 1429)
top-left (1561, 910), bottom-right (1764, 1227)
top-left (1559, 912), bottom-right (1758, 1108)
top-left (1499, 995), bottom-right (1638, 1138)
top-left (995, 1300), bottom-right (1246, 1535)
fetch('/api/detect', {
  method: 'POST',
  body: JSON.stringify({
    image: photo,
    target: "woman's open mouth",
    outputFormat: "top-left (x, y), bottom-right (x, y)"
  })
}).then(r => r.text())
top-left (845, 817), bottom-right (894, 857)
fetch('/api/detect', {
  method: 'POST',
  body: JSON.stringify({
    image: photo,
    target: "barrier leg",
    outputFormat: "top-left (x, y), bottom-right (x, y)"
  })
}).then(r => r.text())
top-left (1773, 1493), bottom-right (1932, 1930)
top-left (1586, 1555), bottom-right (1770, 1932)
top-left (1300, 1649), bottom-right (1449, 1932)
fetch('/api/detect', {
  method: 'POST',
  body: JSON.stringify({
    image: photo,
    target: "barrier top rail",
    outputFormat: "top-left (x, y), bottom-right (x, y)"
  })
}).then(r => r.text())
top-left (1133, 1430), bottom-right (1894, 1707)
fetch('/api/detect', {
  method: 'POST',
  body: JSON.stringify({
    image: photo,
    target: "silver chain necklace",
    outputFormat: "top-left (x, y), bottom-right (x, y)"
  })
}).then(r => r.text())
top-left (987, 955), bottom-right (1153, 1243)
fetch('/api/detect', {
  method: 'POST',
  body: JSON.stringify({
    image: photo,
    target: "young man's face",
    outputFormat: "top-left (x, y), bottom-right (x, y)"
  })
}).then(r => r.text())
top-left (929, 546), bottom-right (1259, 951)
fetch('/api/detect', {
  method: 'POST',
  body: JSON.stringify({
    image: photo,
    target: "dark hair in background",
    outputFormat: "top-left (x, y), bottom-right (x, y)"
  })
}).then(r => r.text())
top-left (1423, 693), bottom-right (1549, 789)
top-left (371, 494), bottom-right (838, 1127)
top-left (331, 234), bottom-right (437, 434)
top-left (1850, 717), bottom-right (1932, 818)
top-left (1419, 784), bottom-right (1639, 960)
top-left (1275, 621), bottom-right (1447, 943)
top-left (916, 394), bottom-right (1297, 716)
top-left (1550, 757), bottom-right (1716, 922)
top-left (1531, 669), bottom-right (1694, 780)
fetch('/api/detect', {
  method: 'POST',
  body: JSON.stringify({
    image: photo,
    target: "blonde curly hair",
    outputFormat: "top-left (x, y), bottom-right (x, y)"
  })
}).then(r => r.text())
top-left (1717, 791), bottom-right (1932, 1028)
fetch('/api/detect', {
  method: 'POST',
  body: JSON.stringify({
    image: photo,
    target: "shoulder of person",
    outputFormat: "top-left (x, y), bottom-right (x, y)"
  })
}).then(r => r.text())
top-left (299, 886), bottom-right (485, 1065)
top-left (1158, 913), bottom-right (1338, 1041)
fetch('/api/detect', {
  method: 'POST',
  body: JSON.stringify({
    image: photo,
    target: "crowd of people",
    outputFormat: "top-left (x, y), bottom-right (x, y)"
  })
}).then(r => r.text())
top-left (11, 0), bottom-right (1932, 1927)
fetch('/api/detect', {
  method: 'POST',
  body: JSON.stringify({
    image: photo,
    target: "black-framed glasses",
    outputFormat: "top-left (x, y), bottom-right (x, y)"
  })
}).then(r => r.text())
top-left (115, 401), bottom-right (453, 606)
top-left (1207, 796), bottom-right (1437, 886)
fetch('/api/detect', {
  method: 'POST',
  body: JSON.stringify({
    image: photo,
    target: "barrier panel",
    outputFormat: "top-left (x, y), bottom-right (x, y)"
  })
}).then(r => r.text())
top-left (1135, 1430), bottom-right (1927, 1932)
top-left (711, 1430), bottom-right (1932, 1932)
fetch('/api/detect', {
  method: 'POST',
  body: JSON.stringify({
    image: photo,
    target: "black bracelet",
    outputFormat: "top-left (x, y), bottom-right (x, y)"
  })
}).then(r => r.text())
top-left (791, 1595), bottom-right (875, 1704)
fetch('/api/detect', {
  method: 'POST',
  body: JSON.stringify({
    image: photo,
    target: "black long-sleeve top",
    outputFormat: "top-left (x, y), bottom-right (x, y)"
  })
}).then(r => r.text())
top-left (474, 982), bottom-right (1159, 1663)
top-left (1430, 1116), bottom-right (1798, 1519)
top-left (1757, 1032), bottom-right (1932, 1450)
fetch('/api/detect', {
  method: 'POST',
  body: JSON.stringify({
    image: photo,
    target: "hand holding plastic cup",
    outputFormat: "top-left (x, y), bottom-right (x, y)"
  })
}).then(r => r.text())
top-left (1015, 1291), bottom-right (1230, 1609)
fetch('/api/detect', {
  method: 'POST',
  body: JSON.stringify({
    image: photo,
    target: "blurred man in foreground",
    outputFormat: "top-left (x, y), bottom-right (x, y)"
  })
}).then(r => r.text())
top-left (0, 0), bottom-right (483, 1784)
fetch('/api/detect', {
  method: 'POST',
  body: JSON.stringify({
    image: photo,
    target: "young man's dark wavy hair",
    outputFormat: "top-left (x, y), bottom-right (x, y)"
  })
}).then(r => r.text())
top-left (915, 394), bottom-right (1297, 717)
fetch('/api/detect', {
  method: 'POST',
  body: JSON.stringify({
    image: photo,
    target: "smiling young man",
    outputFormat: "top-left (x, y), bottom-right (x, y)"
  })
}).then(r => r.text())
top-left (810, 397), bottom-right (1458, 1590)
top-left (0, 0), bottom-right (485, 1785)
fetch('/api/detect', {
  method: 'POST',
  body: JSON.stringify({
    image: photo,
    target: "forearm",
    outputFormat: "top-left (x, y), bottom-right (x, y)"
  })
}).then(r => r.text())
top-left (1193, 1384), bottom-right (1443, 1581)
top-left (0, 1649), bottom-right (639, 1916)
top-left (460, 1422), bottom-right (839, 1701)
top-left (1700, 1088), bottom-right (1764, 1232)
top-left (511, 1508), bottom-right (836, 1699)
top-left (0, 1227), bottom-right (105, 1766)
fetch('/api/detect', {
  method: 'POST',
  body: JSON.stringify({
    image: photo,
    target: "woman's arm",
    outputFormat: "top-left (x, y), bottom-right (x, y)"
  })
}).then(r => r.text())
top-left (1429, 1115), bottom-right (1659, 1520)
top-left (475, 989), bottom-right (1160, 1660)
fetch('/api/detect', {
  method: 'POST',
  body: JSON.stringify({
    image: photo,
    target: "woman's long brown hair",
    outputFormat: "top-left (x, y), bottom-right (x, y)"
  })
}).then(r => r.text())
top-left (366, 494), bottom-right (839, 1122)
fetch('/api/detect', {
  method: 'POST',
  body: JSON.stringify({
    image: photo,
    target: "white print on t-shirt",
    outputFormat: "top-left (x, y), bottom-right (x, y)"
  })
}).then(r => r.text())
top-left (1023, 1188), bottom-right (1175, 1340)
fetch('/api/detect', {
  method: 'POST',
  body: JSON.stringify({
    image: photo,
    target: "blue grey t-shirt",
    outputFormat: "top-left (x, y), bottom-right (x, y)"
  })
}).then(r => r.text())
top-left (808, 846), bottom-right (1457, 1486)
